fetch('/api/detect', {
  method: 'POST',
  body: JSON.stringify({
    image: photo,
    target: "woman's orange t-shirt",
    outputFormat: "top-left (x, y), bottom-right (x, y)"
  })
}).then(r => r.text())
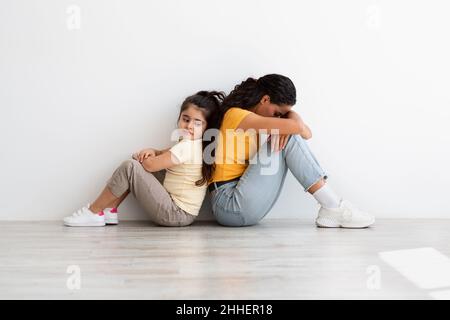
top-left (208, 107), bottom-right (260, 185)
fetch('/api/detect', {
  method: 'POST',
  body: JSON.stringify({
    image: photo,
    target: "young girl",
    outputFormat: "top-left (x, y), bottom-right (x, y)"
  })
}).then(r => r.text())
top-left (64, 91), bottom-right (224, 227)
top-left (208, 74), bottom-right (375, 228)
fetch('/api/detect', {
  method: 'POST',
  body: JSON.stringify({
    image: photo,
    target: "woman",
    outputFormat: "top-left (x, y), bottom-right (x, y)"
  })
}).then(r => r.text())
top-left (208, 74), bottom-right (375, 228)
top-left (63, 91), bottom-right (223, 227)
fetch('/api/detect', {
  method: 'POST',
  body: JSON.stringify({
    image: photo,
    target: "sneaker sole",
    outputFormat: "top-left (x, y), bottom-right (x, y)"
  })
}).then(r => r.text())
top-left (105, 220), bottom-right (118, 225)
top-left (316, 218), bottom-right (375, 229)
top-left (64, 221), bottom-right (106, 227)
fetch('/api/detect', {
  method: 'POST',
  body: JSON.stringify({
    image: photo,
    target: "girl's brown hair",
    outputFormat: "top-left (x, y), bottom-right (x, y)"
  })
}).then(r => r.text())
top-left (177, 91), bottom-right (225, 186)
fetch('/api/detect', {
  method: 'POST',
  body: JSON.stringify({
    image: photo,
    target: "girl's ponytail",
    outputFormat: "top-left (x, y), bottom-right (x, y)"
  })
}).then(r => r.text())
top-left (221, 77), bottom-right (262, 112)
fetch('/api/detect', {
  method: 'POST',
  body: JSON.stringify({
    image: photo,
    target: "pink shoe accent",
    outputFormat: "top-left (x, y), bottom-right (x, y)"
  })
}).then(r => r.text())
top-left (110, 207), bottom-right (118, 213)
top-left (88, 205), bottom-right (104, 216)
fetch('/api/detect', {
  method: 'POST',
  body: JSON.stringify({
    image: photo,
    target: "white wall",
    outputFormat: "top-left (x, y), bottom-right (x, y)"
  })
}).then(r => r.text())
top-left (1, 0), bottom-right (449, 221)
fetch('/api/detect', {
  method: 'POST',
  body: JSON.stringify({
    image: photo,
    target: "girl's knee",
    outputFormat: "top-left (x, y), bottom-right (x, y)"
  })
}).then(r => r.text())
top-left (121, 159), bottom-right (139, 169)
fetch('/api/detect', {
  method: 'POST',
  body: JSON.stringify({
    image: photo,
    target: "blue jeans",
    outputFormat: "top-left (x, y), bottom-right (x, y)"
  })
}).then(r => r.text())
top-left (210, 134), bottom-right (328, 226)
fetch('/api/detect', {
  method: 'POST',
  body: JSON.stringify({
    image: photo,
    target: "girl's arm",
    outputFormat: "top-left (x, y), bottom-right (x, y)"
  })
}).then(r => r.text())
top-left (155, 147), bottom-right (171, 156)
top-left (134, 147), bottom-right (171, 162)
top-left (237, 110), bottom-right (312, 139)
top-left (141, 151), bottom-right (180, 172)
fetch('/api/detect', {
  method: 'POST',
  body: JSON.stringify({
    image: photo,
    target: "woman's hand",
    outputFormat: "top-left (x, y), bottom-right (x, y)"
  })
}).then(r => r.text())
top-left (132, 148), bottom-right (157, 163)
top-left (268, 133), bottom-right (290, 152)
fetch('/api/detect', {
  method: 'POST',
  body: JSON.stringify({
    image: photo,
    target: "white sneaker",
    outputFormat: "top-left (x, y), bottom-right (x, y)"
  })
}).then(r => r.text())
top-left (104, 208), bottom-right (119, 225)
top-left (63, 203), bottom-right (106, 227)
top-left (315, 200), bottom-right (375, 229)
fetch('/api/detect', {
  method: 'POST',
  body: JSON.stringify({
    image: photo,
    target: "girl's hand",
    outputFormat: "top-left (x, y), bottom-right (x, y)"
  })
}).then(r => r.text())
top-left (139, 148), bottom-right (157, 162)
top-left (132, 148), bottom-right (157, 163)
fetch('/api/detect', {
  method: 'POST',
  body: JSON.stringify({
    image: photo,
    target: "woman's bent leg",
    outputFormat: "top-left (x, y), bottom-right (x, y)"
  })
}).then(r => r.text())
top-left (212, 134), bottom-right (326, 226)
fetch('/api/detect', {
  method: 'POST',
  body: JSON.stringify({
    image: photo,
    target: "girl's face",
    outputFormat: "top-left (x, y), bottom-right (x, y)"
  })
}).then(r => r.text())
top-left (252, 95), bottom-right (292, 118)
top-left (178, 104), bottom-right (207, 140)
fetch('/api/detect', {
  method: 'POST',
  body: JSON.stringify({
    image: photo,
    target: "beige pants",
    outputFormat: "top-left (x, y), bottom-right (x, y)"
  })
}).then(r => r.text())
top-left (106, 159), bottom-right (196, 227)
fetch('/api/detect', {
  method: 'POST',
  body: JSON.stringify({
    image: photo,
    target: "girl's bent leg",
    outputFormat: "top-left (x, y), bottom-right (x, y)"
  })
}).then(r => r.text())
top-left (100, 168), bottom-right (165, 211)
top-left (89, 186), bottom-right (120, 213)
top-left (106, 159), bottom-right (195, 227)
top-left (107, 190), bottom-right (130, 209)
top-left (89, 164), bottom-right (165, 213)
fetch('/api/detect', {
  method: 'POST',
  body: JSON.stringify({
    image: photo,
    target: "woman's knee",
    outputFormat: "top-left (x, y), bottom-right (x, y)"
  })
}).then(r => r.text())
top-left (287, 133), bottom-right (306, 147)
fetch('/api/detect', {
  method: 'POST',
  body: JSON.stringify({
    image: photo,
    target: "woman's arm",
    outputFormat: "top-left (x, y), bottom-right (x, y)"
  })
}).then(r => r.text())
top-left (297, 121), bottom-right (312, 140)
top-left (237, 110), bottom-right (312, 138)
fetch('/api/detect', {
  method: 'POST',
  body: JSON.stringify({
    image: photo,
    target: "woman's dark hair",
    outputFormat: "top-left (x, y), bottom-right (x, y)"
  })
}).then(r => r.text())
top-left (220, 74), bottom-right (297, 121)
top-left (177, 91), bottom-right (225, 186)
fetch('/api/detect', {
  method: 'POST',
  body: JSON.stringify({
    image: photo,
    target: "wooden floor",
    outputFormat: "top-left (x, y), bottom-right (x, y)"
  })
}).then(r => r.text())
top-left (1, 219), bottom-right (450, 300)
